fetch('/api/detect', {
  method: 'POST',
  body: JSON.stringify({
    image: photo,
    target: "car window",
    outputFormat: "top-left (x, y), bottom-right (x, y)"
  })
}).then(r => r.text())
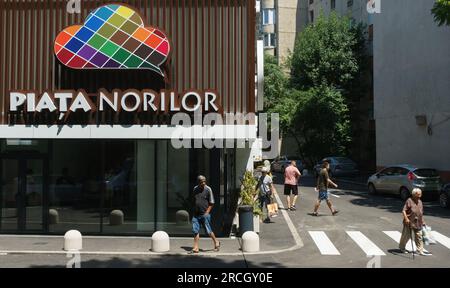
top-left (382, 167), bottom-right (396, 176)
top-left (396, 167), bottom-right (409, 176)
top-left (414, 169), bottom-right (439, 177)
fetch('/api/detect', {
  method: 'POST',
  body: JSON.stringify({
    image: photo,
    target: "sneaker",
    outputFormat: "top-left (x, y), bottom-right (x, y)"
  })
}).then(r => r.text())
top-left (399, 248), bottom-right (409, 254)
top-left (332, 210), bottom-right (339, 216)
top-left (311, 212), bottom-right (318, 216)
top-left (418, 251), bottom-right (432, 256)
top-left (263, 218), bottom-right (272, 223)
top-left (290, 205), bottom-right (297, 211)
top-left (270, 214), bottom-right (278, 218)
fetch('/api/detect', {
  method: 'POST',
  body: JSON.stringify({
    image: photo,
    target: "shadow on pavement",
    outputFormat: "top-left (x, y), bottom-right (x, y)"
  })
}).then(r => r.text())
top-left (349, 192), bottom-right (450, 219)
top-left (29, 254), bottom-right (287, 268)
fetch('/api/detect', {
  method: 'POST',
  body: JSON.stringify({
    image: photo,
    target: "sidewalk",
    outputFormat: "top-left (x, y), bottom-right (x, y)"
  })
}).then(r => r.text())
top-left (0, 195), bottom-right (302, 257)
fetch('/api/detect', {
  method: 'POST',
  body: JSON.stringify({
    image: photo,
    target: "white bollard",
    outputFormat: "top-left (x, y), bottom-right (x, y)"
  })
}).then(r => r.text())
top-left (242, 231), bottom-right (259, 252)
top-left (64, 230), bottom-right (82, 251)
top-left (175, 210), bottom-right (190, 225)
top-left (151, 231), bottom-right (170, 252)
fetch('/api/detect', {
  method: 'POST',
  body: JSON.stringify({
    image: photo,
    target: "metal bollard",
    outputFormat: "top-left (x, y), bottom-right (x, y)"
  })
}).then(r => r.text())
top-left (49, 209), bottom-right (59, 224)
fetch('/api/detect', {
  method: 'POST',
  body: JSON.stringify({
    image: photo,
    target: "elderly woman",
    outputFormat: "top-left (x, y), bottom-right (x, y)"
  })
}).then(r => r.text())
top-left (399, 188), bottom-right (432, 256)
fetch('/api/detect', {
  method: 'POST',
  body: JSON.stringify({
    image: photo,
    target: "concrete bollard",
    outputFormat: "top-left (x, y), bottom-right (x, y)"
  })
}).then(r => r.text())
top-left (175, 210), bottom-right (190, 225)
top-left (242, 231), bottom-right (259, 252)
top-left (64, 230), bottom-right (82, 251)
top-left (151, 231), bottom-right (170, 252)
top-left (49, 209), bottom-right (59, 224)
top-left (109, 210), bottom-right (124, 226)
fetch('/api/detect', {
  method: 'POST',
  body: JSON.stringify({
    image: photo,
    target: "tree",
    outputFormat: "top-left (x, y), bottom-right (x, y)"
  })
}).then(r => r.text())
top-left (292, 86), bottom-right (351, 164)
top-left (290, 11), bottom-right (359, 90)
top-left (263, 54), bottom-right (288, 111)
top-left (432, 0), bottom-right (450, 26)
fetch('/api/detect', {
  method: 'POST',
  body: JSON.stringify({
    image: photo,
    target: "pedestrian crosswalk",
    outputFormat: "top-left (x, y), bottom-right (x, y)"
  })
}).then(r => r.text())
top-left (307, 229), bottom-right (450, 256)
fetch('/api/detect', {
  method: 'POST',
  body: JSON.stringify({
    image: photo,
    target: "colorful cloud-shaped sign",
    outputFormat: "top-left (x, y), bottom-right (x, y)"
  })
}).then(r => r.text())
top-left (54, 4), bottom-right (170, 76)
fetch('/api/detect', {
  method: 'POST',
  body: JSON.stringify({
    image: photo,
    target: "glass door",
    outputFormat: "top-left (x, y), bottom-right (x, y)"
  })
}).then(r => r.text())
top-left (0, 155), bottom-right (47, 233)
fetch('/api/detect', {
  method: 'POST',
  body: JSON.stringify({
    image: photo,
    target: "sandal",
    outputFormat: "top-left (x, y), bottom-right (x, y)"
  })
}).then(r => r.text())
top-left (311, 212), bottom-right (318, 216)
top-left (188, 249), bottom-right (199, 254)
top-left (214, 241), bottom-right (221, 252)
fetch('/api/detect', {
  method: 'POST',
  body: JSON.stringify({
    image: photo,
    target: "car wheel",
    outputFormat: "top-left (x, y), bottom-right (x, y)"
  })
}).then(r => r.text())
top-left (368, 183), bottom-right (377, 195)
top-left (400, 187), bottom-right (410, 201)
top-left (439, 192), bottom-right (449, 208)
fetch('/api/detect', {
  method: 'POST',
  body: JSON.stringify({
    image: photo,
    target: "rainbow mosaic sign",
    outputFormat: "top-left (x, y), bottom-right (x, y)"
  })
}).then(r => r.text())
top-left (54, 4), bottom-right (170, 76)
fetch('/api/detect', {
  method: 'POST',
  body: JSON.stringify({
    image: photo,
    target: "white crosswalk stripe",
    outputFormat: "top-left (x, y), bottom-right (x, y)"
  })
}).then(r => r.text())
top-left (382, 231), bottom-right (429, 253)
top-left (430, 231), bottom-right (450, 250)
top-left (308, 230), bottom-right (450, 257)
top-left (308, 231), bottom-right (340, 255)
top-left (346, 231), bottom-right (386, 256)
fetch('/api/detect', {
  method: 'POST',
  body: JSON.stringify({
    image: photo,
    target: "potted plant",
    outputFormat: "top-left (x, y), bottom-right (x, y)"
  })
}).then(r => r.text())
top-left (239, 171), bottom-right (263, 233)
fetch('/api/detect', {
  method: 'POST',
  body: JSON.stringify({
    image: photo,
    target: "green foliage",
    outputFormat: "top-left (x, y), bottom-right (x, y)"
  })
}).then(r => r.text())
top-left (264, 54), bottom-right (288, 111)
top-left (290, 11), bottom-right (359, 90)
top-left (293, 86), bottom-right (351, 162)
top-left (432, 0), bottom-right (450, 26)
top-left (240, 171), bottom-right (263, 216)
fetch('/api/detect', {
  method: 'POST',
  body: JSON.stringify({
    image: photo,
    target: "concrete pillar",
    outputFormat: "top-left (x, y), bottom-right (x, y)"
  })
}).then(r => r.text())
top-left (109, 210), bottom-right (124, 226)
top-left (64, 230), bottom-right (82, 251)
top-left (242, 231), bottom-right (259, 252)
top-left (151, 231), bottom-right (170, 252)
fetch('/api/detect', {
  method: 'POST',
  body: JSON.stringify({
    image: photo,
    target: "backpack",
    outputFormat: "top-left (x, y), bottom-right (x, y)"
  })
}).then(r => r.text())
top-left (258, 175), bottom-right (271, 196)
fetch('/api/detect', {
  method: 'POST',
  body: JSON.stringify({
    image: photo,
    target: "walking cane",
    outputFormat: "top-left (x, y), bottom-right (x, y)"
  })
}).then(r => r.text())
top-left (410, 226), bottom-right (415, 260)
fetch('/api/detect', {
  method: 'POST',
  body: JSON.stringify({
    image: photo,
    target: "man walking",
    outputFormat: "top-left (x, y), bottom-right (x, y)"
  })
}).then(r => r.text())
top-left (284, 161), bottom-right (301, 211)
top-left (190, 175), bottom-right (220, 254)
top-left (312, 161), bottom-right (339, 216)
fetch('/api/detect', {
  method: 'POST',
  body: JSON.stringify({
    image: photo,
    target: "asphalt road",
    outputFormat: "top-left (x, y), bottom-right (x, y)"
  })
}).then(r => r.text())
top-left (1, 174), bottom-right (449, 268)
top-left (244, 173), bottom-right (450, 268)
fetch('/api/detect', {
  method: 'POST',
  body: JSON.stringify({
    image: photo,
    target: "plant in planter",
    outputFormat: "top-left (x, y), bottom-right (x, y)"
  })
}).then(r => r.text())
top-left (239, 171), bottom-right (263, 232)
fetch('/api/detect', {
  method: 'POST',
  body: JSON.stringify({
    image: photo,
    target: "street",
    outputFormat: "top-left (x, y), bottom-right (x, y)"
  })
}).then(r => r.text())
top-left (1, 174), bottom-right (449, 268)
top-left (244, 174), bottom-right (450, 268)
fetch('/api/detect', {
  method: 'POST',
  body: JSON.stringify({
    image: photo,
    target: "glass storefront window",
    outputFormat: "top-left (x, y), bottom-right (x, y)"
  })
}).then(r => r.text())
top-left (0, 139), bottom-right (227, 236)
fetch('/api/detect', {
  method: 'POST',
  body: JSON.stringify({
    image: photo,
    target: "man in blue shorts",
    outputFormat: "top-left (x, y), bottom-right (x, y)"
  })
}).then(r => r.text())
top-left (312, 161), bottom-right (339, 216)
top-left (190, 175), bottom-right (220, 254)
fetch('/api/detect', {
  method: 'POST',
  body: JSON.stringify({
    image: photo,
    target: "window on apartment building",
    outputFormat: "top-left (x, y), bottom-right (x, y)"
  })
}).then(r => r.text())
top-left (263, 33), bottom-right (276, 48)
top-left (310, 10), bottom-right (314, 23)
top-left (347, 0), bottom-right (353, 7)
top-left (262, 9), bottom-right (275, 25)
top-left (331, 0), bottom-right (336, 10)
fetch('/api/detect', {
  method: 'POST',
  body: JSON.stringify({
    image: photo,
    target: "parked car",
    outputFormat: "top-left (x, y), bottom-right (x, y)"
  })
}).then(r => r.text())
top-left (367, 165), bottom-right (441, 200)
top-left (314, 157), bottom-right (359, 177)
top-left (271, 155), bottom-right (304, 174)
top-left (440, 183), bottom-right (450, 208)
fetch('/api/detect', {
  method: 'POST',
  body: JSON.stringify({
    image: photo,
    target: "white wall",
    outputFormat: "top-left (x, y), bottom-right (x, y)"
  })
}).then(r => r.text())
top-left (373, 0), bottom-right (450, 174)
